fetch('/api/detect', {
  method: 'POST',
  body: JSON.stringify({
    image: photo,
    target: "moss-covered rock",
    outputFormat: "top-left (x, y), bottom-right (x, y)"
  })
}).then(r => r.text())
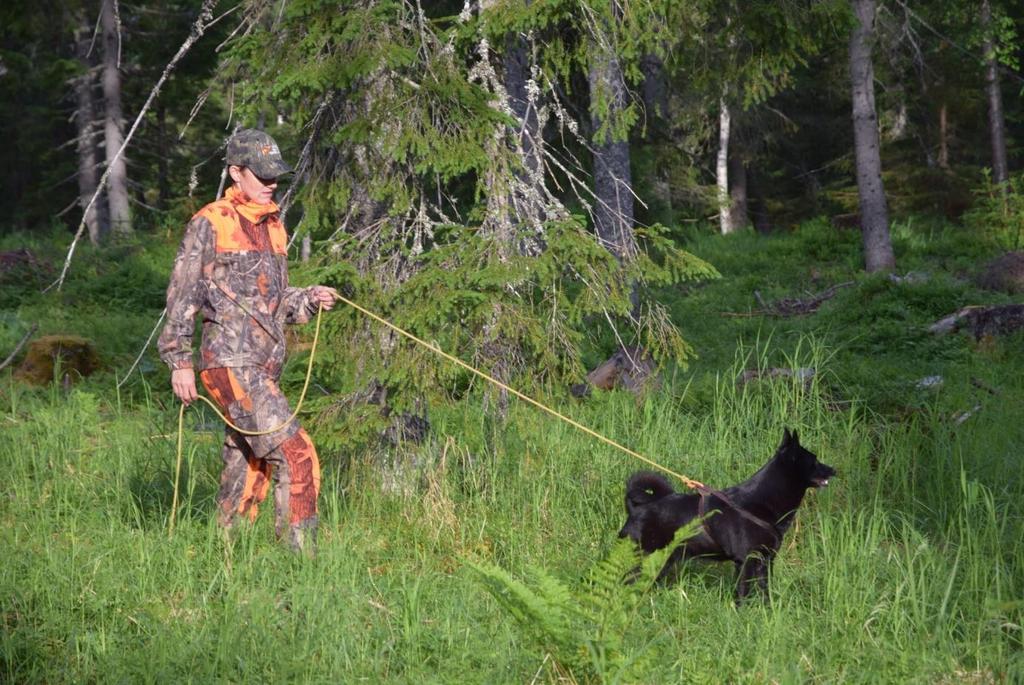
top-left (976, 251), bottom-right (1024, 294)
top-left (15, 335), bottom-right (100, 385)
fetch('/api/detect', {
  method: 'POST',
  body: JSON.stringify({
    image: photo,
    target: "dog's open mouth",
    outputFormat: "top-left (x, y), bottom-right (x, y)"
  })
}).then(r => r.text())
top-left (812, 477), bottom-right (830, 487)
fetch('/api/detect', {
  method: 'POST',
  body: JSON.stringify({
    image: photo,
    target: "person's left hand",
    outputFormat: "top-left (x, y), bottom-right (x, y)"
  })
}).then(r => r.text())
top-left (309, 285), bottom-right (341, 311)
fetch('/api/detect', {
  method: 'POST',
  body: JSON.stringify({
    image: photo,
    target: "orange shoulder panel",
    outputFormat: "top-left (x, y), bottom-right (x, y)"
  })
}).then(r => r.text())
top-left (267, 216), bottom-right (288, 254)
top-left (197, 201), bottom-right (254, 252)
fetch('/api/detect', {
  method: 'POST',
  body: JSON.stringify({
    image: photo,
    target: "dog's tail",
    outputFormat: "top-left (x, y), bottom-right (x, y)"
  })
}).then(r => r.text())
top-left (625, 471), bottom-right (675, 512)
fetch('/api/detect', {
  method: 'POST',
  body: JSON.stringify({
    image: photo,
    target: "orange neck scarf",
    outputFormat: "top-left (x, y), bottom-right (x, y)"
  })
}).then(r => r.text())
top-left (224, 185), bottom-right (279, 224)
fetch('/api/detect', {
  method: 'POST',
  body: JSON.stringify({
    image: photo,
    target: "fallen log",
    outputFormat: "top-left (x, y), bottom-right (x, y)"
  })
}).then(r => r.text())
top-left (929, 304), bottom-right (1024, 339)
top-left (743, 281), bottom-right (853, 317)
top-left (0, 249), bottom-right (47, 275)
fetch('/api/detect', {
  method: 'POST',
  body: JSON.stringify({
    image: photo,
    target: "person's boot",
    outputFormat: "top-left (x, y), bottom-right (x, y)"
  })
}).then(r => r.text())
top-left (285, 516), bottom-right (318, 557)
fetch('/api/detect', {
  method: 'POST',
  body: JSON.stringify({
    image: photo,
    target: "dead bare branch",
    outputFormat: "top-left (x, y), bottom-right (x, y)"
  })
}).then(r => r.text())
top-left (46, 0), bottom-right (221, 293)
top-left (0, 325), bottom-right (39, 373)
top-left (116, 309), bottom-right (166, 389)
top-left (745, 282), bottom-right (854, 317)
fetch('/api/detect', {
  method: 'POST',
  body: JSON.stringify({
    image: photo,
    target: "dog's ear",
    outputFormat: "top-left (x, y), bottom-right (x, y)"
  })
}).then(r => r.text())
top-left (782, 427), bottom-right (793, 445)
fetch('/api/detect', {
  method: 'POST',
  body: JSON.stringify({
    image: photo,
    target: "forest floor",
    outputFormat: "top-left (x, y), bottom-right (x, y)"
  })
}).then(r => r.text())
top-left (1, 218), bottom-right (1022, 683)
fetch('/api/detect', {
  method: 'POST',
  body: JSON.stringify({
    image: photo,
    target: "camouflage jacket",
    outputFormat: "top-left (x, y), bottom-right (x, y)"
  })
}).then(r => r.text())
top-left (158, 186), bottom-right (317, 374)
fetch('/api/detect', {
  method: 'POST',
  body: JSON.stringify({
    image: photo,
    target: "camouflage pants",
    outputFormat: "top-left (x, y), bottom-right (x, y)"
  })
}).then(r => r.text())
top-left (199, 366), bottom-right (321, 552)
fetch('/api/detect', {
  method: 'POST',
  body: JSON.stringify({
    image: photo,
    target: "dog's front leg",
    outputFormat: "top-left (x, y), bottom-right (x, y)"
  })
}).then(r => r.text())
top-left (655, 546), bottom-right (687, 585)
top-left (757, 557), bottom-right (773, 601)
top-left (734, 554), bottom-right (769, 605)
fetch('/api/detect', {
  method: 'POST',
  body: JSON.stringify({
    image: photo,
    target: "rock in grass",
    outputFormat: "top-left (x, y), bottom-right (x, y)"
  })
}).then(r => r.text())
top-left (976, 251), bottom-right (1024, 294)
top-left (571, 345), bottom-right (660, 399)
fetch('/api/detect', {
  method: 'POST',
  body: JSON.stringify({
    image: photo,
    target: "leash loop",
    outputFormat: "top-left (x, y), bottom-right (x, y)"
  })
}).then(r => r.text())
top-left (169, 303), bottom-right (325, 535)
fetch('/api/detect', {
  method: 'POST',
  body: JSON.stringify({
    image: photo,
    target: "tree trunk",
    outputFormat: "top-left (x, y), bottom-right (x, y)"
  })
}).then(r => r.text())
top-left (503, 19), bottom-right (546, 254)
top-left (981, 0), bottom-right (1009, 189)
top-left (73, 10), bottom-right (107, 245)
top-left (729, 152), bottom-right (749, 231)
top-left (748, 165), bottom-right (771, 234)
top-left (938, 102), bottom-right (949, 170)
top-left (640, 52), bottom-right (668, 137)
top-left (589, 42), bottom-right (638, 313)
top-left (717, 96), bottom-right (733, 234)
top-left (505, 30), bottom-right (540, 183)
top-left (849, 0), bottom-right (895, 273)
top-left (588, 78), bottom-right (636, 263)
top-left (157, 103), bottom-right (170, 207)
top-left (588, 3), bottom-right (638, 270)
top-left (101, 0), bottom-right (132, 235)
top-left (476, 0), bottom-right (547, 257)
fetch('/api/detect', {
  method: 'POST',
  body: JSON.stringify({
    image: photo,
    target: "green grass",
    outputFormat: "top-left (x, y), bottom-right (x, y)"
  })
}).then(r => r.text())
top-left (1, 221), bottom-right (1022, 682)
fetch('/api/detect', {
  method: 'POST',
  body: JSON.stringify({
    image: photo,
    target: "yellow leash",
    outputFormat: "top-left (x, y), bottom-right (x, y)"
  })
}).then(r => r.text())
top-left (331, 294), bottom-right (706, 491)
top-left (168, 294), bottom-right (706, 535)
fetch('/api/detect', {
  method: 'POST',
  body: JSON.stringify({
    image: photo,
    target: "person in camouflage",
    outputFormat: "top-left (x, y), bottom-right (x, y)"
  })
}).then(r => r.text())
top-left (158, 129), bottom-right (338, 553)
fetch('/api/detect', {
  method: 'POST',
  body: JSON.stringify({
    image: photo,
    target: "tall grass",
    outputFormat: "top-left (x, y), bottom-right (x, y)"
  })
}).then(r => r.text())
top-left (3, 219), bottom-right (1021, 681)
top-left (3, 330), bottom-right (1021, 682)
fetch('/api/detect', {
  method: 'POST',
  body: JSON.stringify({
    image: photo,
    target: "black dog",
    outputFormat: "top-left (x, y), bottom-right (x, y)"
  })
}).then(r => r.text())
top-left (618, 428), bottom-right (834, 602)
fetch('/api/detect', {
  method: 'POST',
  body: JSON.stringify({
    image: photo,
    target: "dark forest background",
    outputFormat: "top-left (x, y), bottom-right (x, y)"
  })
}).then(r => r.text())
top-left (3, 0), bottom-right (1021, 247)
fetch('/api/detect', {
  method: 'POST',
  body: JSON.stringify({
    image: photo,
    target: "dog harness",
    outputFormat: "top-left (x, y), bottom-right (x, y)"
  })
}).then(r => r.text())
top-left (696, 486), bottom-right (782, 551)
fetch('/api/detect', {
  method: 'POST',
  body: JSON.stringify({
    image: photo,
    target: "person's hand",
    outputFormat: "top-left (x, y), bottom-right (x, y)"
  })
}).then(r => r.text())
top-left (309, 285), bottom-right (341, 311)
top-left (171, 367), bottom-right (198, 405)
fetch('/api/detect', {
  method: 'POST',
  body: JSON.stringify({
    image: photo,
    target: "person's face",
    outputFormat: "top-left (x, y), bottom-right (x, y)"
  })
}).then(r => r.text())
top-left (229, 165), bottom-right (278, 205)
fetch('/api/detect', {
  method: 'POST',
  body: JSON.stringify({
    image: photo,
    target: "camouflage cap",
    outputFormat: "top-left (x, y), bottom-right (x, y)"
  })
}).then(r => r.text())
top-left (225, 129), bottom-right (293, 179)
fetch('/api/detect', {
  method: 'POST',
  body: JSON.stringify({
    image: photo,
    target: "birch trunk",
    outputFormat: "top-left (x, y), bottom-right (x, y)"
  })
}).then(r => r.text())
top-left (73, 11), bottom-right (107, 245)
top-left (101, 0), bottom-right (132, 235)
top-left (981, 0), bottom-right (1009, 189)
top-left (849, 0), bottom-right (895, 273)
top-left (717, 97), bottom-right (733, 234)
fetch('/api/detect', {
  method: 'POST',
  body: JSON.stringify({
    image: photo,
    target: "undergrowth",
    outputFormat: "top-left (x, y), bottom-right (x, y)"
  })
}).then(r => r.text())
top-left (469, 524), bottom-right (702, 683)
top-left (1, 217), bottom-right (1022, 682)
